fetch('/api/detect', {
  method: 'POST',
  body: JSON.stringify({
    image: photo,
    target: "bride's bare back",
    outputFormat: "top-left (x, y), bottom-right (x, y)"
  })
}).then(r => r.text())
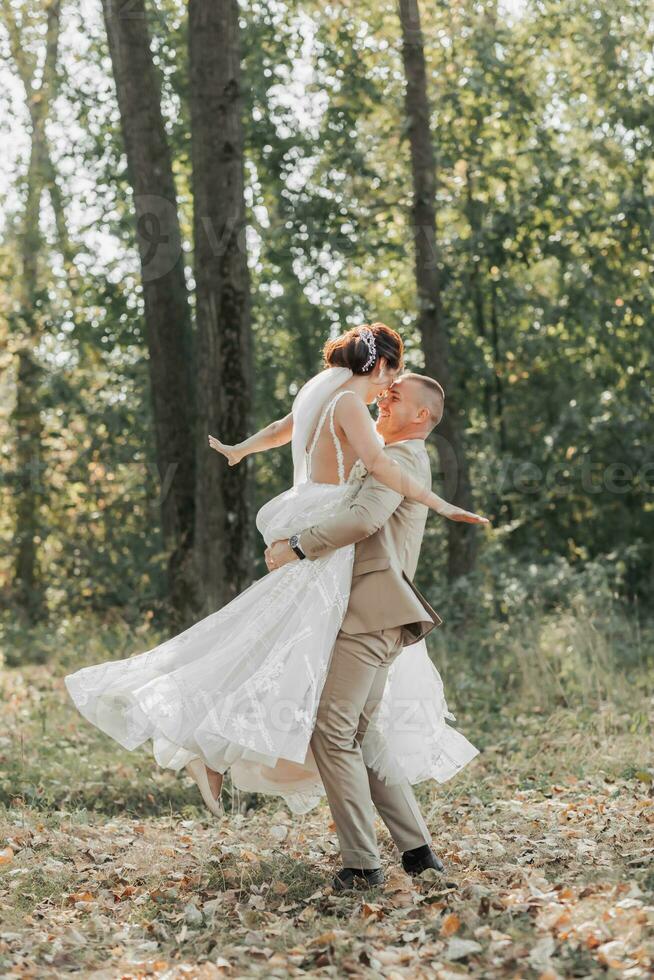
top-left (305, 388), bottom-right (368, 485)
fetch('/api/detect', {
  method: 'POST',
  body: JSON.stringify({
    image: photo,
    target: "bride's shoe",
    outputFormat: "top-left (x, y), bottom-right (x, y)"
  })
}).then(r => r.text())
top-left (185, 759), bottom-right (224, 817)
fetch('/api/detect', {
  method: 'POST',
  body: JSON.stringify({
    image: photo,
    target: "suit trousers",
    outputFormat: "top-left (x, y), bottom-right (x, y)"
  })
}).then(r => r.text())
top-left (310, 626), bottom-right (432, 868)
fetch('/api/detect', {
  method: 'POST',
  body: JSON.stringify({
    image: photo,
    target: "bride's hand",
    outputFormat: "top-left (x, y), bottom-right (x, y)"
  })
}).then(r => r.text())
top-left (208, 435), bottom-right (243, 466)
top-left (436, 501), bottom-right (490, 525)
top-left (265, 540), bottom-right (297, 571)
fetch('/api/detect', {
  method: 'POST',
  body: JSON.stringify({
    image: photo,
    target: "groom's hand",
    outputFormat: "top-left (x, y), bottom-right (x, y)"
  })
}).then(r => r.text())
top-left (265, 539), bottom-right (298, 572)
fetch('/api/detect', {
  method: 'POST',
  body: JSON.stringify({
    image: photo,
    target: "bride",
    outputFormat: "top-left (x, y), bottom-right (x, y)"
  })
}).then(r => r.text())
top-left (65, 323), bottom-right (484, 816)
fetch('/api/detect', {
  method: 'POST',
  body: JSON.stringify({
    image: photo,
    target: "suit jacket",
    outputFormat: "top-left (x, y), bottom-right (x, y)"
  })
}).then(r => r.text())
top-left (298, 438), bottom-right (442, 647)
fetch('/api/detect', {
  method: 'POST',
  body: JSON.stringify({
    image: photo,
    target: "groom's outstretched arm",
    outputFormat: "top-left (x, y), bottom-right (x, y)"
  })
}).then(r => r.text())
top-left (299, 442), bottom-right (421, 559)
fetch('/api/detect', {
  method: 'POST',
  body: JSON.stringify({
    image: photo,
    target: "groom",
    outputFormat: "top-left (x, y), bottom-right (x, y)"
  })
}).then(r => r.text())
top-left (265, 372), bottom-right (446, 890)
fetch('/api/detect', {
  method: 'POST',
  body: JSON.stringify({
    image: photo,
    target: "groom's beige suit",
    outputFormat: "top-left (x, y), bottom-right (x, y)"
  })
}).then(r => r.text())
top-left (298, 438), bottom-right (441, 868)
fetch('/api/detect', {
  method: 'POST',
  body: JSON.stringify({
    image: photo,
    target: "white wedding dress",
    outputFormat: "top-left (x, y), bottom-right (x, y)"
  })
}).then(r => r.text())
top-left (65, 367), bottom-right (478, 813)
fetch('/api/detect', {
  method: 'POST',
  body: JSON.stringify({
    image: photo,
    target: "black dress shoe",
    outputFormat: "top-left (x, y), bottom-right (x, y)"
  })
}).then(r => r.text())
top-left (332, 867), bottom-right (385, 891)
top-left (402, 844), bottom-right (445, 875)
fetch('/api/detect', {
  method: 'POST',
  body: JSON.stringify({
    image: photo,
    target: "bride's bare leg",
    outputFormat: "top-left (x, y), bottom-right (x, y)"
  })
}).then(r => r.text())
top-left (206, 766), bottom-right (223, 800)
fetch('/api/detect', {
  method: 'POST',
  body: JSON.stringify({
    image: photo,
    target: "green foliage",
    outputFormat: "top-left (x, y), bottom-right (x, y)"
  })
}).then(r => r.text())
top-left (425, 545), bottom-right (653, 719)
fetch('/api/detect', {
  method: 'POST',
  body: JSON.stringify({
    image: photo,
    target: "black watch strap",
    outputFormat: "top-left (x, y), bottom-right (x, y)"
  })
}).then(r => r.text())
top-left (289, 534), bottom-right (306, 560)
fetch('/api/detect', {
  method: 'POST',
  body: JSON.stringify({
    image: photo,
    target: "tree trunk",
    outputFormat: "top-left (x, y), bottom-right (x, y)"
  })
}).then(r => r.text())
top-left (465, 166), bottom-right (494, 426)
top-left (188, 0), bottom-right (254, 613)
top-left (398, 0), bottom-right (478, 579)
top-left (13, 142), bottom-right (45, 623)
top-left (2, 0), bottom-right (63, 621)
top-left (101, 0), bottom-right (197, 620)
top-left (14, 135), bottom-right (45, 621)
top-left (489, 278), bottom-right (508, 457)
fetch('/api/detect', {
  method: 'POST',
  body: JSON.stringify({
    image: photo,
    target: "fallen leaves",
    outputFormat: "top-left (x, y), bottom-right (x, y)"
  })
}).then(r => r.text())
top-left (440, 911), bottom-right (461, 936)
top-left (65, 890), bottom-right (95, 907)
top-left (444, 936), bottom-right (483, 961)
top-left (2, 657), bottom-right (654, 978)
top-left (361, 901), bottom-right (384, 921)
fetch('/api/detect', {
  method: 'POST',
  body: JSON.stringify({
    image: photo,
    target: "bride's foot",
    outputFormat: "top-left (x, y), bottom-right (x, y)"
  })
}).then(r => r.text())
top-left (206, 767), bottom-right (223, 802)
top-left (185, 759), bottom-right (223, 817)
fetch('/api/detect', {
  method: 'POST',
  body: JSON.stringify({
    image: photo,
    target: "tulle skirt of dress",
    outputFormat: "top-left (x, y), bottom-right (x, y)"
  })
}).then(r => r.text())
top-left (65, 479), bottom-right (478, 814)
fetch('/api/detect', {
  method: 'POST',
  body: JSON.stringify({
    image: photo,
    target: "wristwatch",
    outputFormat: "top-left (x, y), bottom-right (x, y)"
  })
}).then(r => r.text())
top-left (289, 533), bottom-right (306, 560)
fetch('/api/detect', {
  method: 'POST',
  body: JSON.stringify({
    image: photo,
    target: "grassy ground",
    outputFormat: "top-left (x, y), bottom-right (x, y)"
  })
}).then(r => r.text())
top-left (1, 614), bottom-right (653, 978)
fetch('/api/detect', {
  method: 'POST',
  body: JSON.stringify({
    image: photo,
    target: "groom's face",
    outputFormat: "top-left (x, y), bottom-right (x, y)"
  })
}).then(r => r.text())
top-left (375, 378), bottom-right (418, 440)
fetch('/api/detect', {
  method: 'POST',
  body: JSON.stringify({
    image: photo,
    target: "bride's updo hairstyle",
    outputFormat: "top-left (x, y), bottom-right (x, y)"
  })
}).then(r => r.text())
top-left (323, 322), bottom-right (404, 374)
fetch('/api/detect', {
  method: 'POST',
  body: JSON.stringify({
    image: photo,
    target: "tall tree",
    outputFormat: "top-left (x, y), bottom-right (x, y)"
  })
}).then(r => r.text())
top-left (398, 0), bottom-right (478, 578)
top-left (1, 0), bottom-right (63, 621)
top-left (188, 0), bottom-right (253, 612)
top-left (101, 0), bottom-right (197, 618)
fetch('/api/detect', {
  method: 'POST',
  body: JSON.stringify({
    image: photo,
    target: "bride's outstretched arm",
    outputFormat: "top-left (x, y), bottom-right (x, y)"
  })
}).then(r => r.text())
top-left (338, 395), bottom-right (488, 524)
top-left (208, 411), bottom-right (293, 465)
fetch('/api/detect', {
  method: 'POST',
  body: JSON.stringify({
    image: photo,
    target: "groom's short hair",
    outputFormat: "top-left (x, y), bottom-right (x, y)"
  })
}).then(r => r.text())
top-left (401, 373), bottom-right (445, 429)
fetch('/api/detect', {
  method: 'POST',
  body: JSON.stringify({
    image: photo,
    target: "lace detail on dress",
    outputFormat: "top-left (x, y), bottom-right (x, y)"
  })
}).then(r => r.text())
top-left (328, 399), bottom-right (345, 484)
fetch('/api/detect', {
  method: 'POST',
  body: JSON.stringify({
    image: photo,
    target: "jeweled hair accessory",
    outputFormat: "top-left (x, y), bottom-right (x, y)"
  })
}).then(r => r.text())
top-left (359, 326), bottom-right (377, 372)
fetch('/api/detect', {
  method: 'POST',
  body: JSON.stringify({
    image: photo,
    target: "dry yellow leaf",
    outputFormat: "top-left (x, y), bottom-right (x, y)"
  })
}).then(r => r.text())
top-left (67, 891), bottom-right (94, 905)
top-left (441, 912), bottom-right (461, 936)
top-left (308, 931), bottom-right (338, 947)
